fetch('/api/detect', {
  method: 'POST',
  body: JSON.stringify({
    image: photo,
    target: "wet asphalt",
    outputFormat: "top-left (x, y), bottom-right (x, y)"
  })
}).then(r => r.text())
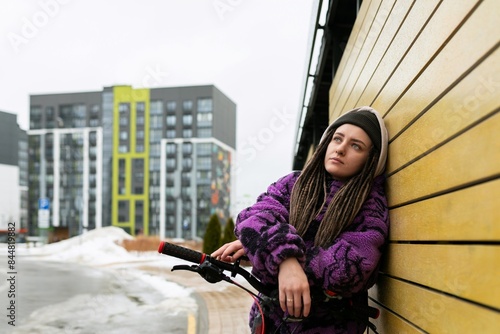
top-left (0, 258), bottom-right (192, 334)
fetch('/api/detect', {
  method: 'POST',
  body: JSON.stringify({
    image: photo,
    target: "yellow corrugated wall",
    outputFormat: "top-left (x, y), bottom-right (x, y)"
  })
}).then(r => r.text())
top-left (327, 0), bottom-right (500, 332)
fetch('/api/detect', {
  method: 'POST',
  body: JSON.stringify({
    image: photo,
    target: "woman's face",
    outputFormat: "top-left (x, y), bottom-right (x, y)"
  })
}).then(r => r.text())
top-left (324, 124), bottom-right (372, 180)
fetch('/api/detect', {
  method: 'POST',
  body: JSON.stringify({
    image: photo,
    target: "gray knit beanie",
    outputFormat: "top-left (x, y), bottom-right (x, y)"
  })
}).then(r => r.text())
top-left (320, 106), bottom-right (388, 176)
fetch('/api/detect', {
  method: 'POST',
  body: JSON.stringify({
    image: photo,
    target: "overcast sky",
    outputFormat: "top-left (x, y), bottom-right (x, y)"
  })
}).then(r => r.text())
top-left (0, 0), bottom-right (314, 214)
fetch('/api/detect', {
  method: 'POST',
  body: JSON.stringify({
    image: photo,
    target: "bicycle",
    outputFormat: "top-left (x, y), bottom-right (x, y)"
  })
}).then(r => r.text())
top-left (158, 241), bottom-right (380, 334)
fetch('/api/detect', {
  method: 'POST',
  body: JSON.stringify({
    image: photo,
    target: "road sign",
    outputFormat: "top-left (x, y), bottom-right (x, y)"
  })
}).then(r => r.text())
top-left (39, 198), bottom-right (50, 210)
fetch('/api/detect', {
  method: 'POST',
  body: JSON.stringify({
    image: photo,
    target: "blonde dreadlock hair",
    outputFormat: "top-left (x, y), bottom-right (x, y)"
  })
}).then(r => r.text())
top-left (289, 110), bottom-right (384, 248)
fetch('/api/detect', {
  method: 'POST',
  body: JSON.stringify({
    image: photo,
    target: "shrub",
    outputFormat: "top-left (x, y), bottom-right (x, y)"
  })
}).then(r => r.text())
top-left (221, 217), bottom-right (236, 246)
top-left (202, 214), bottom-right (221, 254)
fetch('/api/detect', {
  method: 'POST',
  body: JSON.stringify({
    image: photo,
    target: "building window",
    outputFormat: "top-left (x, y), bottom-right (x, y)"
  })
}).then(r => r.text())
top-left (118, 200), bottom-right (129, 222)
top-left (74, 104), bottom-right (86, 118)
top-left (182, 100), bottom-right (193, 112)
top-left (135, 201), bottom-right (144, 225)
top-left (197, 112), bottom-right (213, 127)
top-left (150, 158), bottom-right (160, 171)
top-left (73, 119), bottom-right (86, 128)
top-left (31, 106), bottom-right (42, 116)
top-left (166, 101), bottom-right (176, 113)
top-left (150, 100), bottom-right (163, 115)
top-left (45, 106), bottom-right (55, 127)
top-left (120, 131), bottom-right (128, 140)
top-left (197, 98), bottom-right (212, 112)
top-left (182, 142), bottom-right (192, 155)
top-left (118, 159), bottom-right (126, 194)
top-left (181, 172), bottom-right (191, 185)
top-left (182, 158), bottom-right (192, 170)
top-left (151, 115), bottom-right (162, 129)
top-left (197, 170), bottom-right (211, 180)
top-left (132, 159), bottom-right (144, 194)
top-left (150, 143), bottom-right (160, 157)
top-left (166, 143), bottom-right (176, 155)
top-left (166, 200), bottom-right (175, 211)
top-left (181, 187), bottom-right (192, 198)
top-left (166, 115), bottom-right (176, 126)
top-left (197, 128), bottom-right (212, 138)
top-left (136, 131), bottom-right (144, 139)
top-left (150, 129), bottom-right (162, 142)
top-left (182, 129), bottom-right (192, 138)
top-left (166, 174), bottom-right (175, 187)
top-left (183, 114), bottom-right (193, 126)
top-left (118, 145), bottom-right (128, 153)
top-left (136, 102), bottom-right (145, 112)
top-left (197, 143), bottom-right (212, 156)
top-left (197, 157), bottom-right (211, 170)
top-left (166, 158), bottom-right (176, 170)
top-left (89, 146), bottom-right (97, 158)
top-left (166, 130), bottom-right (176, 138)
top-left (183, 200), bottom-right (192, 211)
top-left (119, 103), bottom-right (130, 113)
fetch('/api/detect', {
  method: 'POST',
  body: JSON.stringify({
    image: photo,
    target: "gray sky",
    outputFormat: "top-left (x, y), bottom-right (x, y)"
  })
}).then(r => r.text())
top-left (0, 0), bottom-right (314, 214)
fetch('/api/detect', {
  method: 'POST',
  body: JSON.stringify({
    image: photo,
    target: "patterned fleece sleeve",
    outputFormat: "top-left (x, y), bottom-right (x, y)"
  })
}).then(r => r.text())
top-left (235, 172), bottom-right (306, 285)
top-left (305, 176), bottom-right (389, 295)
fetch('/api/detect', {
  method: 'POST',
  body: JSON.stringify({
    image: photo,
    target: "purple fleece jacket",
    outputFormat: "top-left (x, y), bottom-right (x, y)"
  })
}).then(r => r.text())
top-left (235, 171), bottom-right (389, 333)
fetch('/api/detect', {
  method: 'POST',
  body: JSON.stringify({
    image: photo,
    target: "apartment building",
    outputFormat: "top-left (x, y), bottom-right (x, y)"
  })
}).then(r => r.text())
top-left (0, 111), bottom-right (28, 238)
top-left (28, 85), bottom-right (236, 239)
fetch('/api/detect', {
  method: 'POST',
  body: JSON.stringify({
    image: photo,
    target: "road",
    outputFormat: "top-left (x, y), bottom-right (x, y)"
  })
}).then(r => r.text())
top-left (0, 257), bottom-right (253, 334)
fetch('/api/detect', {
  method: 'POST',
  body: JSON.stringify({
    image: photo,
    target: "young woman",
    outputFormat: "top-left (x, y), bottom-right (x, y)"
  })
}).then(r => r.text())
top-left (213, 106), bottom-right (389, 333)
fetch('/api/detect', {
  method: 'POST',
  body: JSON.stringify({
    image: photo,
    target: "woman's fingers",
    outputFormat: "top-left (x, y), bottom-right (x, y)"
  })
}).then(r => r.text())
top-left (302, 291), bottom-right (311, 317)
top-left (280, 293), bottom-right (309, 318)
top-left (232, 248), bottom-right (246, 261)
top-left (291, 293), bottom-right (302, 317)
top-left (210, 243), bottom-right (228, 258)
top-left (211, 240), bottom-right (245, 262)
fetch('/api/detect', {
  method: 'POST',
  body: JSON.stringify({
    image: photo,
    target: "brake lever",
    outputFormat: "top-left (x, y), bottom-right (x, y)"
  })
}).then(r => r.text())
top-left (172, 261), bottom-right (226, 284)
top-left (172, 264), bottom-right (199, 273)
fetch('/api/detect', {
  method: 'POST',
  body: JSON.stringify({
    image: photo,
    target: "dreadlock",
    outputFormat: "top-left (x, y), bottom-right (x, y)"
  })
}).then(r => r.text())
top-left (289, 127), bottom-right (379, 248)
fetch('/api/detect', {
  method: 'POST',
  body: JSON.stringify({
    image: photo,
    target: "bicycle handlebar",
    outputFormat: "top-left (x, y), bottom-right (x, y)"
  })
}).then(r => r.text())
top-left (158, 241), bottom-right (272, 296)
top-left (158, 241), bottom-right (380, 330)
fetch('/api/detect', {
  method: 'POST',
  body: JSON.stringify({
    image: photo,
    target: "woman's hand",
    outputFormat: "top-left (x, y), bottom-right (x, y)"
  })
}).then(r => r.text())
top-left (278, 258), bottom-right (311, 318)
top-left (211, 240), bottom-right (246, 262)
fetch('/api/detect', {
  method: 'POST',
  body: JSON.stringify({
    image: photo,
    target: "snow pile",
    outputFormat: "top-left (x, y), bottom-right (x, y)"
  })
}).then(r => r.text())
top-left (22, 226), bottom-right (137, 265)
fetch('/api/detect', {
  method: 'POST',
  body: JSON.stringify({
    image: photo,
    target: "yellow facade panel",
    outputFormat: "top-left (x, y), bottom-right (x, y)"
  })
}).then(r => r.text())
top-left (111, 86), bottom-right (150, 235)
top-left (368, 299), bottom-right (426, 334)
top-left (371, 276), bottom-right (500, 333)
top-left (343, 0), bottom-right (415, 111)
top-left (330, 0), bottom-right (388, 114)
top-left (390, 179), bottom-right (500, 241)
top-left (387, 111), bottom-right (500, 206)
top-left (384, 0), bottom-right (500, 144)
top-left (383, 244), bottom-right (500, 309)
top-left (330, 0), bottom-right (442, 116)
top-left (329, 0), bottom-right (378, 107)
top-left (372, 0), bottom-right (481, 116)
top-left (387, 48), bottom-right (499, 174)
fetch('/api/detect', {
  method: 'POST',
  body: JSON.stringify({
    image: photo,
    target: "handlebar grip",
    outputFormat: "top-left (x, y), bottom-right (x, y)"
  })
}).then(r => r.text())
top-left (158, 241), bottom-right (205, 264)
